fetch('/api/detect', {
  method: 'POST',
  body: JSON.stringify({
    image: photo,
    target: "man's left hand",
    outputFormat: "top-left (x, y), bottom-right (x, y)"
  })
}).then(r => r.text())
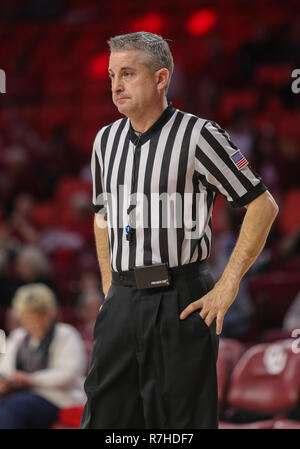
top-left (179, 279), bottom-right (239, 335)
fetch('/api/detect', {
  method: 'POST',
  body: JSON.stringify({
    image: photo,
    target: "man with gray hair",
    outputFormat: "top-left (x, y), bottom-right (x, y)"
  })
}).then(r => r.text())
top-left (81, 31), bottom-right (278, 429)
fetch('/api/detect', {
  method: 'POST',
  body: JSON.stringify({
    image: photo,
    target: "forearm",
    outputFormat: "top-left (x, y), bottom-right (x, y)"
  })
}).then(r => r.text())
top-left (30, 368), bottom-right (78, 389)
top-left (181, 191), bottom-right (279, 335)
top-left (219, 191), bottom-right (279, 285)
top-left (94, 214), bottom-right (112, 296)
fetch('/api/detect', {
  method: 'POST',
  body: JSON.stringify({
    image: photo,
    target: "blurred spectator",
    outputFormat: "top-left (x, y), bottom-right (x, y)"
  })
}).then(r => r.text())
top-left (41, 126), bottom-right (83, 195)
top-left (252, 130), bottom-right (280, 192)
top-left (12, 246), bottom-right (53, 292)
top-left (277, 139), bottom-right (300, 191)
top-left (0, 141), bottom-right (30, 203)
top-left (238, 23), bottom-right (278, 80)
top-left (228, 109), bottom-right (256, 160)
top-left (78, 270), bottom-right (102, 294)
top-left (0, 249), bottom-right (15, 307)
top-left (0, 283), bottom-right (87, 429)
top-left (221, 281), bottom-right (254, 339)
top-left (279, 226), bottom-right (300, 258)
top-left (60, 191), bottom-right (94, 243)
top-left (6, 193), bottom-right (40, 245)
top-left (2, 307), bottom-right (19, 334)
top-left (76, 289), bottom-right (103, 364)
top-left (193, 78), bottom-right (218, 120)
top-left (77, 290), bottom-right (103, 325)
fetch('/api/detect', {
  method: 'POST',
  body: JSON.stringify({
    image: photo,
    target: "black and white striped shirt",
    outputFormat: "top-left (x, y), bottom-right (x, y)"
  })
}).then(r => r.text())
top-left (91, 102), bottom-right (267, 272)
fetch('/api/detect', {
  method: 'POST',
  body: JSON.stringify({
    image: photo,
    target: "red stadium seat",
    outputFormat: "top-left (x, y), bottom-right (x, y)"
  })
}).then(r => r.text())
top-left (54, 176), bottom-right (92, 211)
top-left (32, 201), bottom-right (56, 228)
top-left (217, 344), bottom-right (230, 405)
top-left (219, 419), bottom-right (274, 429)
top-left (273, 419), bottom-right (300, 429)
top-left (261, 328), bottom-right (291, 343)
top-left (255, 64), bottom-right (293, 88)
top-left (279, 189), bottom-right (300, 234)
top-left (218, 89), bottom-right (258, 122)
top-left (52, 406), bottom-right (84, 429)
top-left (221, 340), bottom-right (300, 427)
top-left (217, 338), bottom-right (245, 405)
top-left (221, 338), bottom-right (245, 367)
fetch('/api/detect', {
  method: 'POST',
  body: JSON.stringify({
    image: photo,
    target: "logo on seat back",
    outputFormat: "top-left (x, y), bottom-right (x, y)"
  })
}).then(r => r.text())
top-left (263, 344), bottom-right (288, 375)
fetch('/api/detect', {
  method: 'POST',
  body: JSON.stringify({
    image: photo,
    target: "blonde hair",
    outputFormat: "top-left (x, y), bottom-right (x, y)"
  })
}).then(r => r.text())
top-left (12, 283), bottom-right (57, 319)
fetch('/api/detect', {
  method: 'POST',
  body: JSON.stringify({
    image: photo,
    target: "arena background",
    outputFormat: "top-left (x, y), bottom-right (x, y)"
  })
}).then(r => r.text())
top-left (0, 0), bottom-right (299, 429)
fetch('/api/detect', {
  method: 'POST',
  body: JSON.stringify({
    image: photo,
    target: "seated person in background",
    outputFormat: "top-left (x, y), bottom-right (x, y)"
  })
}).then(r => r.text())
top-left (0, 283), bottom-right (87, 429)
top-left (76, 289), bottom-right (104, 365)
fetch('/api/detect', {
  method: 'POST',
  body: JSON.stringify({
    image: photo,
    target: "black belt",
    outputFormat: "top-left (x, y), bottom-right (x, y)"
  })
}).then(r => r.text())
top-left (112, 260), bottom-right (208, 287)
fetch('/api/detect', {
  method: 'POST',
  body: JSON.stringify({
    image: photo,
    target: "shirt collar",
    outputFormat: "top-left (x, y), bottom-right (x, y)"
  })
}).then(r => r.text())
top-left (129, 101), bottom-right (176, 145)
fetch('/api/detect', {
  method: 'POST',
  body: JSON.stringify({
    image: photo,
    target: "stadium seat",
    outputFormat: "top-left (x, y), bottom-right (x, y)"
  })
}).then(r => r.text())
top-left (217, 338), bottom-right (245, 406)
top-left (217, 345), bottom-right (230, 407)
top-left (255, 64), bottom-right (292, 88)
top-left (220, 340), bottom-right (300, 428)
top-left (221, 338), bottom-right (245, 367)
top-left (261, 328), bottom-right (291, 343)
top-left (218, 89), bottom-right (258, 122)
top-left (272, 419), bottom-right (300, 429)
top-left (54, 176), bottom-right (92, 211)
top-left (52, 406), bottom-right (84, 429)
top-left (219, 419), bottom-right (274, 429)
top-left (32, 201), bottom-right (56, 228)
top-left (279, 189), bottom-right (300, 234)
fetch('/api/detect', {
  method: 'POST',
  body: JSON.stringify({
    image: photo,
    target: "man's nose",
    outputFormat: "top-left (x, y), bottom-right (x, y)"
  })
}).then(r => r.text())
top-left (111, 76), bottom-right (124, 94)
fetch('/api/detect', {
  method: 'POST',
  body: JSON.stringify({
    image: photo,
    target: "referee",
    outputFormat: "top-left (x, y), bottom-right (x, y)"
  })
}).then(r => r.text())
top-left (80, 32), bottom-right (279, 429)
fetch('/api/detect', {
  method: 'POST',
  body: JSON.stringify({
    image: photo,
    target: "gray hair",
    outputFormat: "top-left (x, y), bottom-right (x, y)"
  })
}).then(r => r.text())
top-left (12, 283), bottom-right (57, 319)
top-left (107, 31), bottom-right (174, 94)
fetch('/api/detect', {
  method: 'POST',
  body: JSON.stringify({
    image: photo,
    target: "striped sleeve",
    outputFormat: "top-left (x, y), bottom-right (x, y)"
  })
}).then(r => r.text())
top-left (195, 120), bottom-right (267, 207)
top-left (91, 130), bottom-right (107, 215)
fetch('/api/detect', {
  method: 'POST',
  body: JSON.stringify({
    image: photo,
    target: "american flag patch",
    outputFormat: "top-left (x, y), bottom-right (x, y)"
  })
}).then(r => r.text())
top-left (231, 150), bottom-right (248, 170)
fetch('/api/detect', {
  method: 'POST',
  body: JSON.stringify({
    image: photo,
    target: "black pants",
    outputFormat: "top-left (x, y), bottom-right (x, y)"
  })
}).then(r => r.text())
top-left (80, 261), bottom-right (219, 429)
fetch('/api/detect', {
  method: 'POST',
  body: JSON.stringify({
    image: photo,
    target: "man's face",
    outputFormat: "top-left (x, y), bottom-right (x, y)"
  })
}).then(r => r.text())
top-left (109, 50), bottom-right (159, 117)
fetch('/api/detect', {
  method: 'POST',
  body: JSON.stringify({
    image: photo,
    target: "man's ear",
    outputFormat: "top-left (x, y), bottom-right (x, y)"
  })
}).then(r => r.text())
top-left (156, 68), bottom-right (169, 92)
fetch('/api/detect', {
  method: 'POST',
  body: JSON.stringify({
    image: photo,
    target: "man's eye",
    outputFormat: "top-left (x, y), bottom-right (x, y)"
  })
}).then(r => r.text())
top-left (123, 72), bottom-right (132, 77)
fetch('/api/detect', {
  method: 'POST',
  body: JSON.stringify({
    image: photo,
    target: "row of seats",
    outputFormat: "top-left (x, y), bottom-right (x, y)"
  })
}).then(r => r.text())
top-left (52, 337), bottom-right (300, 429)
top-left (217, 338), bottom-right (300, 428)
